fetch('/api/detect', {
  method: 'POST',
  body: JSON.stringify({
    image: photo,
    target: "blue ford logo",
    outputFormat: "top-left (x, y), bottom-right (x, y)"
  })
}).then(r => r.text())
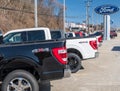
top-left (95, 5), bottom-right (119, 15)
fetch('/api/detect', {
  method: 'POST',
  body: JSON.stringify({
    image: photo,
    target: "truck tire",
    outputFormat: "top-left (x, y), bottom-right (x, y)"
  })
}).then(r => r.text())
top-left (1, 70), bottom-right (39, 91)
top-left (68, 53), bottom-right (82, 73)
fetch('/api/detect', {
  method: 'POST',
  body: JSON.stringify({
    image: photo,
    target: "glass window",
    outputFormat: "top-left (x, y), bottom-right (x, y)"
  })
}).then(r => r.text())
top-left (67, 33), bottom-right (73, 38)
top-left (75, 33), bottom-right (80, 38)
top-left (50, 31), bottom-right (62, 39)
top-left (3, 32), bottom-right (26, 43)
top-left (27, 30), bottom-right (45, 41)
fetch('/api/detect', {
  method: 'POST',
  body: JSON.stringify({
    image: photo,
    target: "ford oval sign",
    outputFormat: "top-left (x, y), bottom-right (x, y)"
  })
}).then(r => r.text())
top-left (95, 5), bottom-right (119, 15)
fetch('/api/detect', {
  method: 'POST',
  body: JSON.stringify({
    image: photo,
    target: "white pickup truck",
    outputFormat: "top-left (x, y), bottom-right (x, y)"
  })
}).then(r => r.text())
top-left (51, 30), bottom-right (99, 73)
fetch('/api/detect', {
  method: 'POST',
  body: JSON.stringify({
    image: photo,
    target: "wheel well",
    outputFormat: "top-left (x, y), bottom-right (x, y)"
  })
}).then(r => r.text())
top-left (67, 48), bottom-right (83, 59)
top-left (1, 61), bottom-right (40, 81)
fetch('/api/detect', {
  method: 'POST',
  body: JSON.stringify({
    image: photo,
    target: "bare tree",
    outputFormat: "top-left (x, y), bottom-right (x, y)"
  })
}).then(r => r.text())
top-left (0, 0), bottom-right (64, 32)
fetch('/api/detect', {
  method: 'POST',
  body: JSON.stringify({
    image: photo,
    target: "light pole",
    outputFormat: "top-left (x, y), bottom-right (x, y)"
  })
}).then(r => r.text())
top-left (91, 10), bottom-right (94, 32)
top-left (34, 0), bottom-right (38, 28)
top-left (63, 0), bottom-right (66, 32)
top-left (85, 0), bottom-right (92, 34)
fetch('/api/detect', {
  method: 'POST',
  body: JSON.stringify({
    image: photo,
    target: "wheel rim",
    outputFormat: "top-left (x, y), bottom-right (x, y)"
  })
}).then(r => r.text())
top-left (7, 77), bottom-right (32, 91)
top-left (68, 56), bottom-right (79, 70)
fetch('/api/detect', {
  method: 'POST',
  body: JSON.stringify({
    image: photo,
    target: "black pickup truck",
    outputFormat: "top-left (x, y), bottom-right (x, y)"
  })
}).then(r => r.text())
top-left (0, 28), bottom-right (70, 91)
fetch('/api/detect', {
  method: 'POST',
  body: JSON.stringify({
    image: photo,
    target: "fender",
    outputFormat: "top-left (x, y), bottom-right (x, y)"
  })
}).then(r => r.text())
top-left (66, 38), bottom-right (97, 59)
top-left (66, 44), bottom-right (86, 59)
top-left (0, 56), bottom-right (42, 78)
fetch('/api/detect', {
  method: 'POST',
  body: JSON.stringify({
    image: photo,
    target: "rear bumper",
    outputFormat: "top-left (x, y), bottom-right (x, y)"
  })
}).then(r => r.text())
top-left (64, 65), bottom-right (71, 78)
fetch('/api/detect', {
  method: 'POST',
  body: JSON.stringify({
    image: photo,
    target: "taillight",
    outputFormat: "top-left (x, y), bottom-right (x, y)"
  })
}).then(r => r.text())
top-left (98, 36), bottom-right (102, 42)
top-left (89, 40), bottom-right (98, 50)
top-left (52, 47), bottom-right (67, 64)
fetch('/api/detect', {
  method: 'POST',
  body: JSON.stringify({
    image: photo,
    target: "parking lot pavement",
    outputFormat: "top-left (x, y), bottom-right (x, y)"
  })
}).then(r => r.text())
top-left (51, 33), bottom-right (120, 91)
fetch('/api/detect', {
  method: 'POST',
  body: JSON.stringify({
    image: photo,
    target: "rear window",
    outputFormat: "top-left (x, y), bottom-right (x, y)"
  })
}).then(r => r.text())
top-left (75, 33), bottom-right (80, 38)
top-left (50, 31), bottom-right (62, 39)
top-left (94, 32), bottom-right (102, 36)
top-left (27, 30), bottom-right (45, 41)
top-left (65, 33), bottom-right (74, 38)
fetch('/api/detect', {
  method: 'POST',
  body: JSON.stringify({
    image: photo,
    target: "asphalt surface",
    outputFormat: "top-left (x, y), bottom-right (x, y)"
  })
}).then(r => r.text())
top-left (51, 33), bottom-right (120, 91)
